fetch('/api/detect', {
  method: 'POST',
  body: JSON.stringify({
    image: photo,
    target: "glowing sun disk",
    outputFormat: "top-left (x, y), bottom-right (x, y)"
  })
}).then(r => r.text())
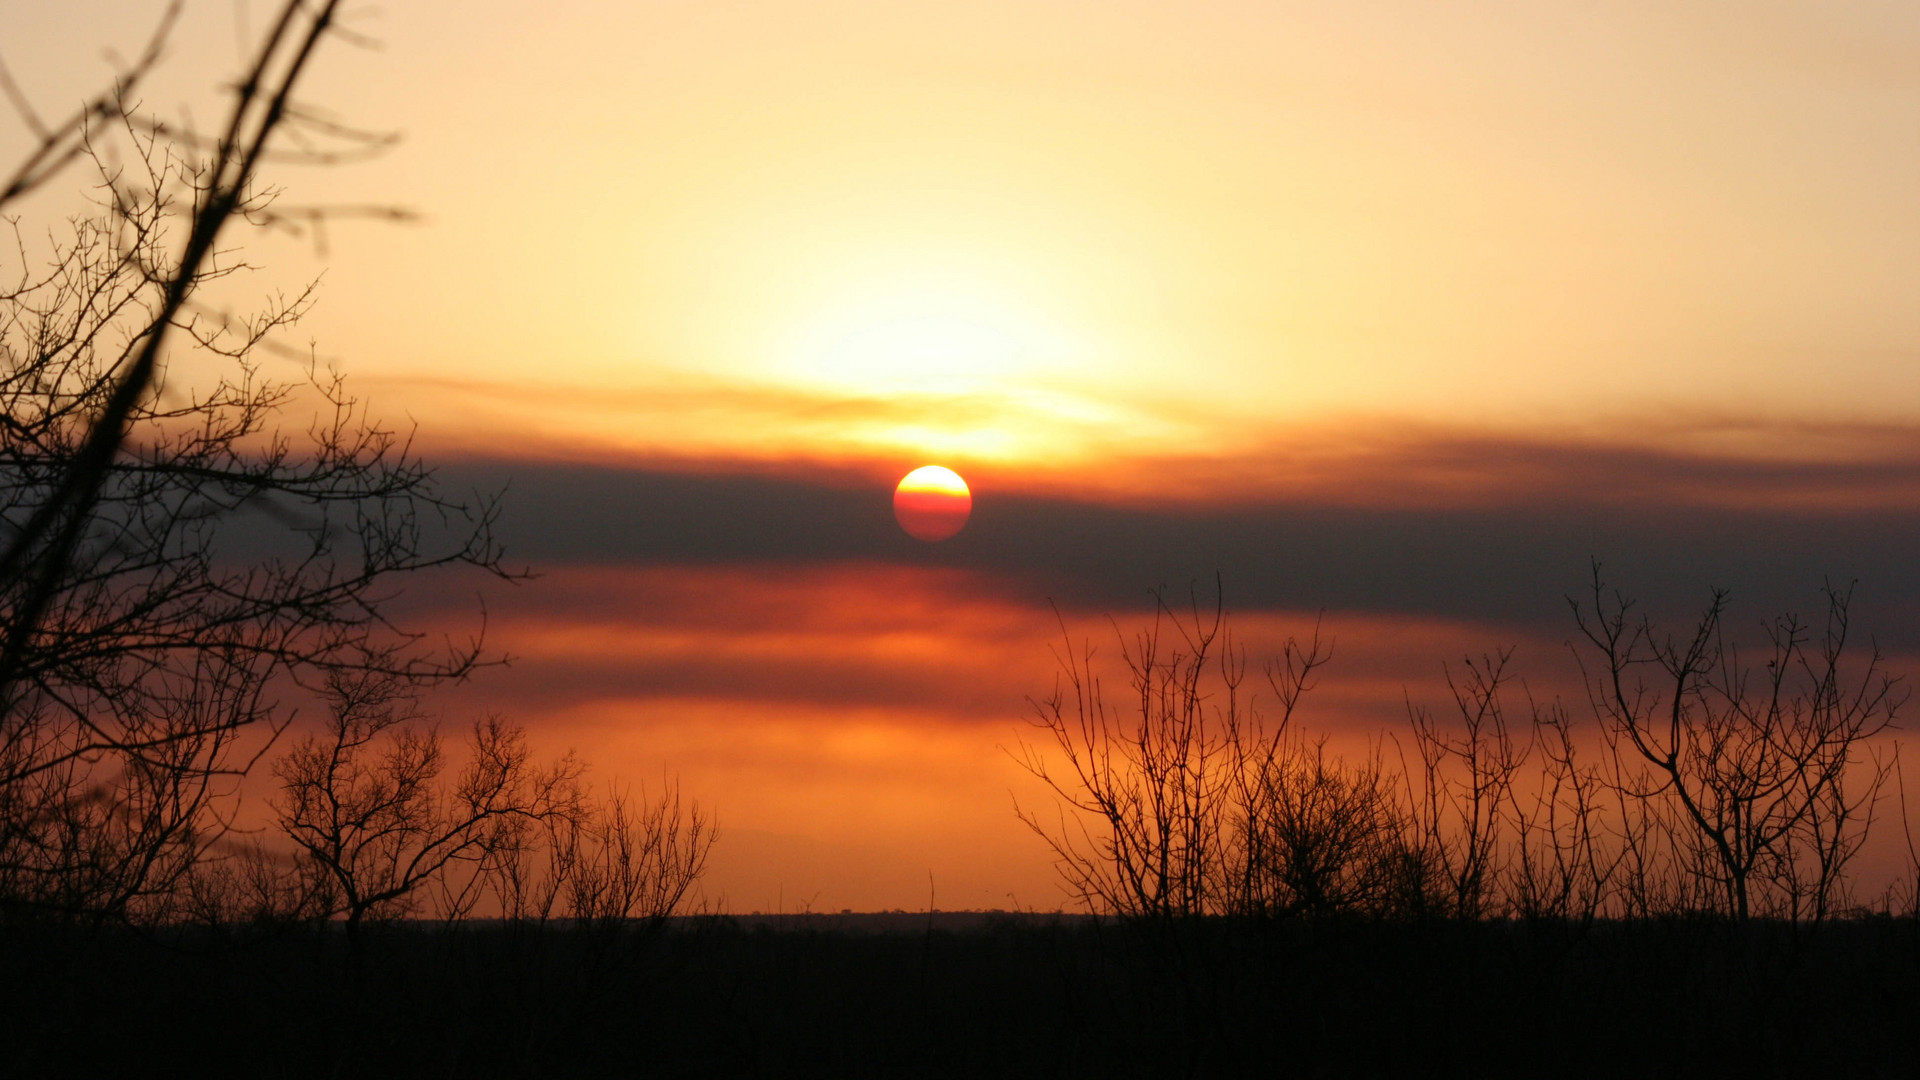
top-left (893, 465), bottom-right (972, 542)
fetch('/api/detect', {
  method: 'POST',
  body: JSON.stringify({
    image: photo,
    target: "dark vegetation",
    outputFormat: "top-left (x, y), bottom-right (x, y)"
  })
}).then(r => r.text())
top-left (1015, 575), bottom-right (1913, 925)
top-left (0, 912), bottom-right (1914, 1077)
top-left (3, 4), bottom-right (1917, 1077)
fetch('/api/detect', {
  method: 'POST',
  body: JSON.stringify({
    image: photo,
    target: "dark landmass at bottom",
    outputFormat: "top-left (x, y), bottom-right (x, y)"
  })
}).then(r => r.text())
top-left (3, 915), bottom-right (1913, 1078)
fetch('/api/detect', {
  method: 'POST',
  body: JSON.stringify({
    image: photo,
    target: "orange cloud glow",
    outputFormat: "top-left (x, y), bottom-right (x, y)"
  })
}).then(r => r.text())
top-left (414, 563), bottom-right (1579, 911)
top-left (378, 370), bottom-right (1920, 515)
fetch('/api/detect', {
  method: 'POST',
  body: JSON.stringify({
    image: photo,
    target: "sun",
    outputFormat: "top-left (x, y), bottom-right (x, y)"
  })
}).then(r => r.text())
top-left (893, 465), bottom-right (972, 542)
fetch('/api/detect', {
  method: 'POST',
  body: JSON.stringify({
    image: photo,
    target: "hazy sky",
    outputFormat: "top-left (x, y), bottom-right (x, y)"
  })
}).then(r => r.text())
top-left (5, 1), bottom-right (1919, 909)
top-left (11, 1), bottom-right (1920, 473)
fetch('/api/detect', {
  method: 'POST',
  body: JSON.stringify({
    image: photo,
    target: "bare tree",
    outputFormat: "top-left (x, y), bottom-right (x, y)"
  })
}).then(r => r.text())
top-left (1767, 740), bottom-right (1894, 921)
top-left (181, 838), bottom-right (335, 929)
top-left (559, 781), bottom-right (714, 927)
top-left (1022, 571), bottom-right (1908, 927)
top-left (1014, 592), bottom-right (1246, 919)
top-left (1572, 567), bottom-right (1903, 920)
top-left (1504, 697), bottom-right (1619, 923)
top-left (1217, 621), bottom-right (1337, 915)
top-left (1, 0), bottom-right (365, 654)
top-left (264, 668), bottom-right (714, 937)
top-left (481, 778), bottom-right (714, 931)
top-left (1236, 735), bottom-right (1407, 918)
top-left (0, 2), bottom-right (180, 208)
top-left (0, 4), bottom-right (506, 922)
top-left (1015, 588), bottom-right (1348, 920)
top-left (1401, 652), bottom-right (1529, 919)
top-left (271, 670), bottom-right (583, 937)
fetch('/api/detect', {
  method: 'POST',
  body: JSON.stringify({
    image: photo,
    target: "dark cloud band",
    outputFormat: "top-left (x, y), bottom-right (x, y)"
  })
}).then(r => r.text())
top-left (438, 457), bottom-right (1920, 644)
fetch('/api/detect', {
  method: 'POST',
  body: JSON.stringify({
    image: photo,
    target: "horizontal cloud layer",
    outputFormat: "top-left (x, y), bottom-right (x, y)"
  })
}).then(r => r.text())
top-left (436, 436), bottom-right (1920, 644)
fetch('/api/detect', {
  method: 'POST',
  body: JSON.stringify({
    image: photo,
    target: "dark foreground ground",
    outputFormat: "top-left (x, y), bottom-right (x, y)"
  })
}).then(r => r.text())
top-left (1, 913), bottom-right (1914, 1078)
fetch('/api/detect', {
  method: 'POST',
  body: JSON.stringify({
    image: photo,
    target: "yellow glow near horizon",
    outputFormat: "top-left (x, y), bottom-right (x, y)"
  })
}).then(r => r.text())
top-left (771, 268), bottom-right (1090, 397)
top-left (714, 263), bottom-right (1157, 464)
top-left (808, 313), bottom-right (1022, 393)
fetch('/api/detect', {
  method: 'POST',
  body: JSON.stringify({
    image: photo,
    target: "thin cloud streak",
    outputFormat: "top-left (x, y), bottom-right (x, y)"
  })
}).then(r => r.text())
top-left (375, 371), bottom-right (1920, 510)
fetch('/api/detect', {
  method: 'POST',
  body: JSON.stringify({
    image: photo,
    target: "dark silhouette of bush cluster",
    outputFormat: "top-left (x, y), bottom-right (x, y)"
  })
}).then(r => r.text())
top-left (1018, 571), bottom-right (1914, 925)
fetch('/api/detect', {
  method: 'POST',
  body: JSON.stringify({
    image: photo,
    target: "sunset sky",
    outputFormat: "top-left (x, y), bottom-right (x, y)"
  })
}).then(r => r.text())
top-left (5, 0), bottom-right (1920, 910)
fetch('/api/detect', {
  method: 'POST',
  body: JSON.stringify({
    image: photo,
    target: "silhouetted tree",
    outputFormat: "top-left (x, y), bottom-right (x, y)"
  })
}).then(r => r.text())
top-left (1238, 735), bottom-right (1407, 917)
top-left (181, 836), bottom-right (336, 928)
top-left (1026, 573), bottom-right (1911, 926)
top-left (271, 670), bottom-right (582, 936)
top-left (1504, 696), bottom-right (1619, 922)
top-left (2, 0), bottom-right (370, 641)
top-left (1014, 595), bottom-right (1244, 919)
top-left (1402, 652), bottom-right (1529, 919)
top-left (479, 773), bottom-right (714, 929)
top-left (557, 781), bottom-right (713, 926)
top-left (0, 2), bottom-right (505, 922)
top-left (1573, 567), bottom-right (1903, 920)
top-left (1017, 588), bottom-right (1403, 920)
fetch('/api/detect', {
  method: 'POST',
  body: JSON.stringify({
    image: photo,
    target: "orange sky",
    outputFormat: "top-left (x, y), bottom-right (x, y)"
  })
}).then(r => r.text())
top-left (5, 1), bottom-right (1920, 909)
